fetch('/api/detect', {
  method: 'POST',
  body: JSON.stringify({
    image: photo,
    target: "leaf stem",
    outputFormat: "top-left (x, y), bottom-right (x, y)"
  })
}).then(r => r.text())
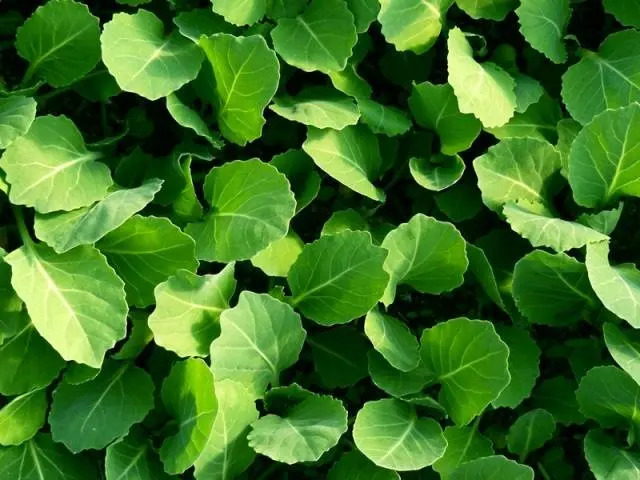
top-left (20, 64), bottom-right (36, 89)
top-left (12, 206), bottom-right (34, 248)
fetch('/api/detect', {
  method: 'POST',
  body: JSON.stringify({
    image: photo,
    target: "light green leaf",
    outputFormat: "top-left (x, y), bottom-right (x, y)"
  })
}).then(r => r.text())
top-left (288, 231), bottom-right (389, 326)
top-left (420, 318), bottom-right (510, 425)
top-left (328, 64), bottom-right (373, 98)
top-left (561, 30), bottom-right (640, 125)
top-left (248, 390), bottom-right (348, 464)
top-left (381, 214), bottom-right (468, 305)
top-left (321, 208), bottom-right (369, 236)
top-left (16, 0), bottom-right (100, 87)
top-left (328, 451), bottom-right (400, 480)
top-left (269, 87), bottom-right (360, 130)
top-left (578, 203), bottom-right (623, 235)
top-left (347, 0), bottom-right (380, 33)
top-left (409, 82), bottom-right (481, 155)
top-left (0, 115), bottom-right (113, 214)
top-left (604, 323), bottom-right (640, 387)
top-left (473, 137), bottom-right (561, 212)
top-left (576, 365), bottom-right (640, 432)
top-left (271, 0), bottom-right (357, 73)
top-left (194, 381), bottom-right (258, 480)
top-left (6, 241), bottom-right (127, 368)
top-left (303, 125), bottom-right (384, 201)
top-left (148, 265), bottom-right (236, 357)
top-left (97, 215), bottom-right (198, 308)
top-left (106, 430), bottom-right (171, 480)
top-left (507, 409), bottom-right (556, 461)
top-left (516, 0), bottom-right (570, 64)
top-left (532, 376), bottom-right (585, 426)
top-left (200, 34), bottom-right (279, 145)
top-left (0, 434), bottom-right (96, 480)
top-left (0, 315), bottom-right (64, 396)
top-left (0, 96), bottom-right (36, 149)
top-left (173, 9), bottom-right (237, 42)
top-left (0, 389), bottom-right (47, 446)
top-left (433, 425), bottom-right (494, 475)
top-left (455, 0), bottom-right (516, 19)
top-left (101, 10), bottom-right (204, 100)
top-left (308, 326), bottom-right (370, 388)
top-left (353, 398), bottom-right (447, 471)
top-left (584, 429), bottom-right (640, 480)
top-left (210, 292), bottom-right (306, 399)
top-left (409, 154), bottom-right (465, 192)
top-left (251, 232), bottom-right (303, 278)
top-left (487, 93), bottom-right (562, 143)
top-left (166, 94), bottom-right (219, 146)
top-left (512, 250), bottom-right (599, 326)
top-left (378, 0), bottom-right (451, 54)
top-left (449, 455), bottom-right (534, 480)
top-left (492, 326), bottom-right (541, 409)
top-left (185, 159), bottom-right (296, 262)
top-left (504, 201), bottom-right (608, 252)
top-left (586, 241), bottom-right (640, 328)
top-left (270, 149), bottom-right (321, 213)
top-left (569, 104), bottom-right (640, 208)
top-left (212, 0), bottom-right (266, 25)
top-left (160, 359), bottom-right (217, 474)
top-left (603, 0), bottom-right (640, 28)
top-left (364, 307), bottom-right (419, 372)
top-left (368, 351), bottom-right (429, 397)
top-left (357, 98), bottom-right (412, 137)
top-left (447, 28), bottom-right (516, 128)
top-left (49, 360), bottom-right (154, 453)
top-left (34, 179), bottom-right (163, 254)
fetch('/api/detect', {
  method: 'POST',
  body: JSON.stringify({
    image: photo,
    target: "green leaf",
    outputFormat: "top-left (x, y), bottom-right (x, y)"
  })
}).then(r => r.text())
top-left (409, 82), bottom-right (481, 155)
top-left (148, 265), bottom-right (236, 357)
top-left (435, 176), bottom-right (483, 222)
top-left (420, 318), bottom-right (510, 425)
top-left (409, 154), bottom-right (465, 192)
top-left (353, 398), bottom-right (447, 471)
top-left (64, 363), bottom-right (100, 385)
top-left (270, 149), bottom-right (321, 213)
top-left (455, 0), bottom-right (516, 20)
top-left (512, 250), bottom-right (598, 326)
top-left (309, 326), bottom-right (371, 388)
top-left (160, 358), bottom-right (217, 474)
top-left (210, 292), bottom-right (306, 398)
top-left (288, 231), bottom-right (389, 325)
top-left (16, 0), bottom-right (100, 87)
top-left (516, 0), bottom-right (570, 64)
top-left (0, 252), bottom-right (22, 344)
top-left (473, 137), bottom-right (561, 213)
top-left (212, 0), bottom-right (266, 25)
top-left (199, 34), bottom-right (279, 145)
top-left (561, 30), bottom-right (640, 125)
top-left (269, 87), bottom-right (360, 130)
top-left (578, 365), bottom-right (640, 437)
top-left (513, 75), bottom-right (544, 113)
top-left (357, 98), bottom-right (412, 137)
top-left (0, 115), bottom-right (113, 214)
top-left (101, 10), bottom-right (204, 100)
top-left (507, 409), bottom-right (556, 461)
top-left (364, 307), bottom-right (420, 372)
top-left (449, 455), bottom-right (534, 480)
top-left (173, 9), bottom-right (238, 42)
top-left (328, 64), bottom-right (373, 98)
top-left (97, 215), bottom-right (198, 308)
top-left (433, 425), bottom-right (494, 475)
top-left (185, 159), bottom-right (296, 262)
top-left (603, 0), bottom-right (640, 28)
top-left (504, 201), bottom-right (608, 252)
top-left (271, 0), bottom-right (357, 73)
top-left (34, 179), bottom-right (163, 254)
top-left (556, 118), bottom-right (581, 174)
top-left (166, 94), bottom-right (219, 147)
top-left (251, 232), bottom-right (304, 277)
top-left (106, 430), bottom-right (171, 480)
top-left (604, 323), bottom-right (640, 386)
top-left (447, 28), bottom-right (517, 128)
top-left (193, 380), bottom-right (258, 480)
top-left (347, 0), bottom-right (380, 33)
top-left (49, 360), bottom-right (154, 452)
top-left (267, 0), bottom-right (308, 20)
top-left (586, 241), bottom-right (640, 328)
top-left (112, 312), bottom-right (153, 361)
top-left (321, 208), bottom-right (369, 236)
top-left (492, 325), bottom-right (541, 409)
top-left (303, 125), bottom-right (385, 202)
top-left (329, 451), bottom-right (400, 480)
top-left (368, 351), bottom-right (429, 397)
top-left (466, 243), bottom-right (510, 313)
top-left (248, 390), bottom-right (348, 464)
top-left (381, 214), bottom-right (468, 305)
top-left (578, 203), bottom-right (623, 236)
top-left (377, 0), bottom-right (451, 54)
top-left (532, 376), bottom-right (585, 426)
top-left (6, 241), bottom-right (127, 368)
top-left (0, 96), bottom-right (36, 149)
top-left (569, 104), bottom-right (640, 208)
top-left (0, 434), bottom-right (96, 480)
top-left (0, 388), bottom-right (47, 446)
top-left (584, 429), bottom-right (640, 480)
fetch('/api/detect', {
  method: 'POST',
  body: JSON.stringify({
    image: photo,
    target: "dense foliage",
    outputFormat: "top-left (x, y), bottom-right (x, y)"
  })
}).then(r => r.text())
top-left (1, 0), bottom-right (639, 478)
